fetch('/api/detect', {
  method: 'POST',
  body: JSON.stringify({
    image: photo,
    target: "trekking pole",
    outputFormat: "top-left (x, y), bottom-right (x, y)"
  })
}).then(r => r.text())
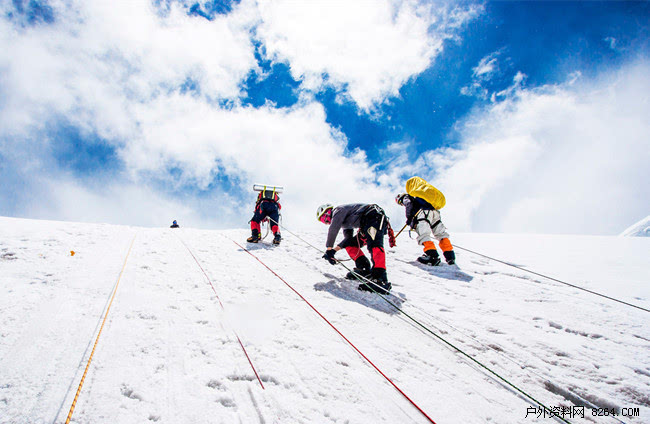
top-left (393, 209), bottom-right (420, 240)
top-left (393, 223), bottom-right (408, 239)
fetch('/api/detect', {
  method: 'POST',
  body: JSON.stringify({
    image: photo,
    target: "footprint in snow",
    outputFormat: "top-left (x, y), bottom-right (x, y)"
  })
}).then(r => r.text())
top-left (216, 397), bottom-right (236, 408)
top-left (120, 385), bottom-right (143, 401)
top-left (207, 380), bottom-right (225, 390)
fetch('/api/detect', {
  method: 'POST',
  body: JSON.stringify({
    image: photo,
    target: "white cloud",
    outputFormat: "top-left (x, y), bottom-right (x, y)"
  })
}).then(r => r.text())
top-left (604, 36), bottom-right (617, 50)
top-left (1, 99), bottom-right (394, 231)
top-left (461, 50), bottom-right (504, 99)
top-left (123, 97), bottom-right (397, 229)
top-left (460, 83), bottom-right (487, 99)
top-left (0, 0), bottom-right (399, 231)
top-left (256, 0), bottom-right (481, 111)
top-left (26, 177), bottom-right (205, 228)
top-left (3, 1), bottom-right (646, 238)
top-left (0, 0), bottom-right (258, 139)
top-left (473, 55), bottom-right (498, 78)
top-left (414, 60), bottom-right (650, 235)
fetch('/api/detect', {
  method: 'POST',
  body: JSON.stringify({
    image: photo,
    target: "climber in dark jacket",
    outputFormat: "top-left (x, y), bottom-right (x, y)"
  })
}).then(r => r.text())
top-left (247, 189), bottom-right (282, 245)
top-left (316, 203), bottom-right (391, 294)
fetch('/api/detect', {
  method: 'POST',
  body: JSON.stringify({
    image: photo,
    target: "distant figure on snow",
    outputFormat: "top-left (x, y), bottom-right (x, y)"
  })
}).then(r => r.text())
top-left (316, 203), bottom-right (391, 294)
top-left (170, 220), bottom-right (180, 228)
top-left (247, 188), bottom-right (282, 245)
top-left (395, 176), bottom-right (455, 266)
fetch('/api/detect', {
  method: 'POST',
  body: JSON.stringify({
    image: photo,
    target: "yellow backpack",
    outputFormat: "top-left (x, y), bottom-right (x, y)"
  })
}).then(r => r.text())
top-left (405, 176), bottom-right (446, 210)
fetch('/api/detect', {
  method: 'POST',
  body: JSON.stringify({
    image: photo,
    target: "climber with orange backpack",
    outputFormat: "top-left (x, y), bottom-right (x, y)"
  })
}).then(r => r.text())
top-left (395, 176), bottom-right (456, 266)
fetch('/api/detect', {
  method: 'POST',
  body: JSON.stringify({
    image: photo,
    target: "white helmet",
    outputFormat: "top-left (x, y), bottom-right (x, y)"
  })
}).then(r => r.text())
top-left (395, 193), bottom-right (407, 205)
top-left (316, 203), bottom-right (334, 221)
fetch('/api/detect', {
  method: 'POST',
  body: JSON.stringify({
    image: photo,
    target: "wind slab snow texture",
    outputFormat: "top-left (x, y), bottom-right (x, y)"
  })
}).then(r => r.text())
top-left (0, 216), bottom-right (648, 424)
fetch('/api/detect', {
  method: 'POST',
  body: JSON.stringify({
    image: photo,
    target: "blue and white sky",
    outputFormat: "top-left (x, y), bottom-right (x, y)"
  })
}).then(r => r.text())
top-left (1, 0), bottom-right (649, 234)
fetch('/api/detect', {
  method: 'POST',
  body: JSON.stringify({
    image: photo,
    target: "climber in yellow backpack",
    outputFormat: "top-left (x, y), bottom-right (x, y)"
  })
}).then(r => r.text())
top-left (395, 176), bottom-right (456, 266)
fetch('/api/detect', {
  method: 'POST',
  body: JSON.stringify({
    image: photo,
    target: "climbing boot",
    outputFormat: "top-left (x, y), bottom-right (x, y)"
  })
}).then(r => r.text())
top-left (345, 255), bottom-right (371, 279)
top-left (246, 230), bottom-right (261, 243)
top-left (443, 250), bottom-right (456, 265)
top-left (417, 249), bottom-right (441, 266)
top-left (358, 268), bottom-right (391, 295)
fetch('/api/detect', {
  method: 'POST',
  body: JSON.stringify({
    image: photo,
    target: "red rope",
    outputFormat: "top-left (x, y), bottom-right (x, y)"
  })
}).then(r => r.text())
top-left (179, 237), bottom-right (265, 389)
top-left (230, 239), bottom-right (436, 423)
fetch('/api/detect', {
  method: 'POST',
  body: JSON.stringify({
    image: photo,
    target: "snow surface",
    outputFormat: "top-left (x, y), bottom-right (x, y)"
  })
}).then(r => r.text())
top-left (621, 216), bottom-right (650, 237)
top-left (1, 216), bottom-right (649, 424)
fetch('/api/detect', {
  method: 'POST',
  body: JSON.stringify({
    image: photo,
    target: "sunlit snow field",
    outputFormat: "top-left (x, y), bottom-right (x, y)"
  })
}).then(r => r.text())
top-left (1, 216), bottom-right (648, 423)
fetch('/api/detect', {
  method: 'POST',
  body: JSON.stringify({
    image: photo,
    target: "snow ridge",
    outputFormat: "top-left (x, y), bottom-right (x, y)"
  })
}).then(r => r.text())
top-left (620, 215), bottom-right (650, 237)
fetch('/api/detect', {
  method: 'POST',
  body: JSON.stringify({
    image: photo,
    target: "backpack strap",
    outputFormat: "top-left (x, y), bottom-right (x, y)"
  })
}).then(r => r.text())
top-left (412, 208), bottom-right (440, 230)
top-left (257, 185), bottom-right (280, 204)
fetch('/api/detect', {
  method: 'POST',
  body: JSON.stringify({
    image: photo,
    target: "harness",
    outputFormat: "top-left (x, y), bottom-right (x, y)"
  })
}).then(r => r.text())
top-left (359, 204), bottom-right (396, 247)
top-left (360, 204), bottom-right (387, 230)
top-left (412, 209), bottom-right (441, 229)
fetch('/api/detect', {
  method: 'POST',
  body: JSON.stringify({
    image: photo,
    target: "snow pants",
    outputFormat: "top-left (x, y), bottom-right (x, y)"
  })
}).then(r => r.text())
top-left (250, 201), bottom-right (280, 234)
top-left (413, 209), bottom-right (453, 253)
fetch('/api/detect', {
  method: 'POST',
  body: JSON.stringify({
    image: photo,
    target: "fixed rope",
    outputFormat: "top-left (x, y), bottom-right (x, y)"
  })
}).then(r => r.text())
top-left (228, 236), bottom-right (437, 424)
top-left (54, 238), bottom-right (135, 424)
top-left (261, 218), bottom-right (271, 240)
top-left (334, 256), bottom-right (570, 423)
top-left (454, 244), bottom-right (649, 313)
top-left (177, 236), bottom-right (265, 389)
top-left (260, 221), bottom-right (569, 423)
top-left (266, 217), bottom-right (350, 261)
top-left (65, 235), bottom-right (136, 424)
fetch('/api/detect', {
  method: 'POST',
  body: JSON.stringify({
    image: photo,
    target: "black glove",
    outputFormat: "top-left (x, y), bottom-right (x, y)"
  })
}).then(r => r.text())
top-left (322, 249), bottom-right (337, 265)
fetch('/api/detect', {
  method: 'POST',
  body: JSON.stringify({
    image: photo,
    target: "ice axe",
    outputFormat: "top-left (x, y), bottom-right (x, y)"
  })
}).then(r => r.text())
top-left (392, 209), bottom-right (420, 243)
top-left (393, 223), bottom-right (408, 239)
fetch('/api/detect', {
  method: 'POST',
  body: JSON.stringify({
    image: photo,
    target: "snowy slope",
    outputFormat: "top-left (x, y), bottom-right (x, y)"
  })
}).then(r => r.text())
top-left (621, 216), bottom-right (650, 237)
top-left (1, 216), bottom-right (649, 424)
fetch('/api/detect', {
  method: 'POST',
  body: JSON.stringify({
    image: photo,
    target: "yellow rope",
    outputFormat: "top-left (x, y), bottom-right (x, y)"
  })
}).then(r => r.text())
top-left (65, 235), bottom-right (136, 424)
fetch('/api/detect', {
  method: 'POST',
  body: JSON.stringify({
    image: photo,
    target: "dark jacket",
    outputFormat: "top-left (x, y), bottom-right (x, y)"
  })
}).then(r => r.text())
top-left (256, 190), bottom-right (282, 210)
top-left (403, 195), bottom-right (434, 227)
top-left (326, 204), bottom-right (371, 248)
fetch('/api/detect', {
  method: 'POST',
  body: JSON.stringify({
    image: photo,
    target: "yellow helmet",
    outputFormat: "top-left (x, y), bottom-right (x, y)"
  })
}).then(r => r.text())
top-left (316, 204), bottom-right (333, 221)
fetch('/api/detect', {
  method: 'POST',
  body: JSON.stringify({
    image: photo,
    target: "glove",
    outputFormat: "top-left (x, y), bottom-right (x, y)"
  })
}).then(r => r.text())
top-left (322, 249), bottom-right (337, 265)
top-left (388, 225), bottom-right (396, 248)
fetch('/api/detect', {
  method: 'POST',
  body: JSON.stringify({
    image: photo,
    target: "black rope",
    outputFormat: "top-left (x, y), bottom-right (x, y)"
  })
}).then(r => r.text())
top-left (333, 261), bottom-right (570, 424)
top-left (266, 217), bottom-right (351, 261)
top-left (392, 277), bottom-right (626, 424)
top-left (454, 245), bottom-right (649, 313)
top-left (268, 219), bottom-right (568, 423)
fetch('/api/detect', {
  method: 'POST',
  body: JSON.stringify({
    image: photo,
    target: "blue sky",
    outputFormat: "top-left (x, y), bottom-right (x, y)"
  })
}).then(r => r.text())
top-left (237, 1), bottom-right (650, 160)
top-left (1, 0), bottom-right (649, 234)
